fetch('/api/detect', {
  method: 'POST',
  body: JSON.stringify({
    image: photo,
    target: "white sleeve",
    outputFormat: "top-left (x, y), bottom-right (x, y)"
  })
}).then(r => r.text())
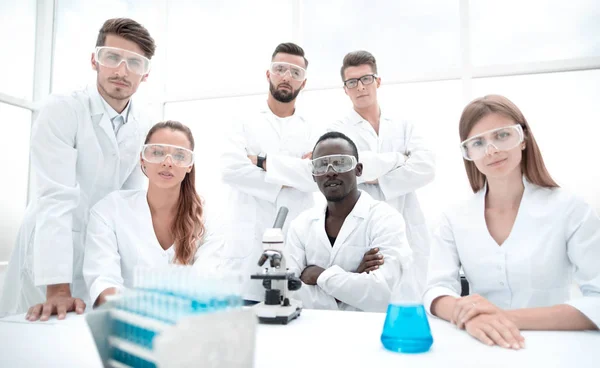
top-left (31, 96), bottom-right (81, 286)
top-left (193, 221), bottom-right (226, 272)
top-left (327, 120), bottom-right (402, 183)
top-left (285, 219), bottom-right (338, 310)
top-left (422, 213), bottom-right (462, 314)
top-left (220, 120), bottom-right (281, 203)
top-left (377, 122), bottom-right (436, 200)
top-left (83, 206), bottom-right (124, 305)
top-left (564, 198), bottom-right (600, 328)
top-left (264, 155), bottom-right (317, 193)
top-left (316, 207), bottom-right (412, 312)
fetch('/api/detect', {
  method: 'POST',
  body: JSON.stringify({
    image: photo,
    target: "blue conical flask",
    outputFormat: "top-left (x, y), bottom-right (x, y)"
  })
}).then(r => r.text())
top-left (381, 260), bottom-right (433, 353)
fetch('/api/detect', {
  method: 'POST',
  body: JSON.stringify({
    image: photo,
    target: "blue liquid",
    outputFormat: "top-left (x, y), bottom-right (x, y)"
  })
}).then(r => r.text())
top-left (381, 304), bottom-right (433, 353)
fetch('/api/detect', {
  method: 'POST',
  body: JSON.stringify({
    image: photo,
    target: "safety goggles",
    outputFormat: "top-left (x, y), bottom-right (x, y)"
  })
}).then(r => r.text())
top-left (460, 124), bottom-right (524, 161)
top-left (311, 154), bottom-right (357, 176)
top-left (95, 46), bottom-right (151, 75)
top-left (269, 62), bottom-right (307, 81)
top-left (343, 74), bottom-right (378, 89)
top-left (142, 144), bottom-right (195, 167)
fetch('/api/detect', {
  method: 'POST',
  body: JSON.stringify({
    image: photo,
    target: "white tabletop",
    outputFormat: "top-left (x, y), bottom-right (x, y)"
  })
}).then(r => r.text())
top-left (1, 309), bottom-right (599, 367)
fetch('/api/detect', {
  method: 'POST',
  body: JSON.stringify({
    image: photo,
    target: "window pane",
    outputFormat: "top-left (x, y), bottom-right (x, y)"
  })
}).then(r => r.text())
top-left (472, 70), bottom-right (600, 213)
top-left (0, 0), bottom-right (36, 100)
top-left (165, 0), bottom-right (294, 99)
top-left (302, 0), bottom-right (460, 88)
top-left (471, 0), bottom-right (600, 66)
top-left (52, 0), bottom-right (167, 103)
top-left (0, 104), bottom-right (31, 261)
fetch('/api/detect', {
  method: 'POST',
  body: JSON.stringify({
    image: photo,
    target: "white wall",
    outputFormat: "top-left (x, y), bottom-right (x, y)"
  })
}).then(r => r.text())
top-left (1, 0), bottom-right (600, 264)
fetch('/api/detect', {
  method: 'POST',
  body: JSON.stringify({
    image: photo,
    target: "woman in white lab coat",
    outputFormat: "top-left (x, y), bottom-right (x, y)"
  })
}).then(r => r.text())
top-left (424, 95), bottom-right (600, 349)
top-left (83, 121), bottom-right (224, 307)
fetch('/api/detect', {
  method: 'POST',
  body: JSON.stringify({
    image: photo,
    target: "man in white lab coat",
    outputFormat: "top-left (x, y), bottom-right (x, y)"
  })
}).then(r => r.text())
top-left (286, 131), bottom-right (412, 312)
top-left (328, 51), bottom-right (435, 294)
top-left (220, 43), bottom-right (318, 303)
top-left (0, 18), bottom-right (156, 319)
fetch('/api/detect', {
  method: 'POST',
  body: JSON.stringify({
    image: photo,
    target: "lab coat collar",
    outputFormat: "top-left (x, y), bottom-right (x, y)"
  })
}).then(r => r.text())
top-left (309, 190), bottom-right (373, 221)
top-left (87, 84), bottom-right (140, 125)
top-left (347, 106), bottom-right (389, 126)
top-left (260, 100), bottom-right (305, 122)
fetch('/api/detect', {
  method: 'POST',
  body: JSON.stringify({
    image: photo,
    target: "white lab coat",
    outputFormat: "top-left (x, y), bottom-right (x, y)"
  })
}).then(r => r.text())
top-left (328, 109), bottom-right (435, 295)
top-left (220, 103), bottom-right (319, 301)
top-left (423, 178), bottom-right (600, 328)
top-left (0, 85), bottom-right (149, 316)
top-left (286, 191), bottom-right (413, 312)
top-left (83, 190), bottom-right (224, 305)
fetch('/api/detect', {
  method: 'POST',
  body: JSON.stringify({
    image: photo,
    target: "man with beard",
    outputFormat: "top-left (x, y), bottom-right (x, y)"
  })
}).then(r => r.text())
top-left (221, 43), bottom-right (319, 304)
top-left (0, 18), bottom-right (155, 319)
top-left (285, 132), bottom-right (413, 312)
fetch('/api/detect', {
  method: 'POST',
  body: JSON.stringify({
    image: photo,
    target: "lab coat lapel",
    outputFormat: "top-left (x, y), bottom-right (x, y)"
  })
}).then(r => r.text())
top-left (261, 103), bottom-right (282, 139)
top-left (330, 192), bottom-right (369, 261)
top-left (314, 209), bottom-right (334, 255)
top-left (88, 85), bottom-right (119, 154)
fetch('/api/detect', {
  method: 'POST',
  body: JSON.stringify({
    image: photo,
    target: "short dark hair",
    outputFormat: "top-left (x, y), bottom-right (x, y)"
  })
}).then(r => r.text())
top-left (312, 131), bottom-right (359, 161)
top-left (340, 50), bottom-right (377, 80)
top-left (272, 42), bottom-right (308, 68)
top-left (96, 18), bottom-right (156, 59)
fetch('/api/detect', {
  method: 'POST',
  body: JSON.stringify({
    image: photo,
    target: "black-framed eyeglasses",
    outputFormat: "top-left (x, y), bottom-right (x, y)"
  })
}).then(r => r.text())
top-left (343, 74), bottom-right (378, 89)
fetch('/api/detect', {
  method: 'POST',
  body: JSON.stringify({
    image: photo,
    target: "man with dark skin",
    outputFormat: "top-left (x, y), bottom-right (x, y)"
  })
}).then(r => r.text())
top-left (286, 132), bottom-right (412, 311)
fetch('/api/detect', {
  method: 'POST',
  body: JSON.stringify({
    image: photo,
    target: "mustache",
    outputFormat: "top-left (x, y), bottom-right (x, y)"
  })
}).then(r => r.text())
top-left (109, 77), bottom-right (131, 86)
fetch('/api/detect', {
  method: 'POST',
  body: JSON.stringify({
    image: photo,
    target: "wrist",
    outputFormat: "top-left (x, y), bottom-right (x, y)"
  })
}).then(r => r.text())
top-left (431, 295), bottom-right (458, 318)
top-left (46, 283), bottom-right (71, 298)
top-left (257, 153), bottom-right (267, 170)
top-left (505, 309), bottom-right (521, 328)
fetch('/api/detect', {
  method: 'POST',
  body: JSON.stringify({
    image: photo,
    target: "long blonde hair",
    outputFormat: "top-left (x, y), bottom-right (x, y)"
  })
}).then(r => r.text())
top-left (458, 95), bottom-right (559, 193)
top-left (144, 121), bottom-right (205, 265)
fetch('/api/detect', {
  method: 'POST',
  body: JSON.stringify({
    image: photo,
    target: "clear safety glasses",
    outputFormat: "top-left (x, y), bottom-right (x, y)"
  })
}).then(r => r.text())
top-left (142, 144), bottom-right (195, 167)
top-left (95, 46), bottom-right (151, 75)
top-left (311, 154), bottom-right (357, 176)
top-left (269, 62), bottom-right (307, 81)
top-left (460, 124), bottom-right (524, 161)
top-left (343, 74), bottom-right (378, 89)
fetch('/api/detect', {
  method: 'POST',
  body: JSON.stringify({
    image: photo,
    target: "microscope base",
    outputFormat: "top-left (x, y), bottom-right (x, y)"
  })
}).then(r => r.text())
top-left (252, 300), bottom-right (302, 325)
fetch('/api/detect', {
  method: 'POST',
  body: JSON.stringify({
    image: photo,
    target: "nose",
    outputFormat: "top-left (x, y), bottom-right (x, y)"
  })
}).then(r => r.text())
top-left (357, 80), bottom-right (366, 91)
top-left (114, 60), bottom-right (129, 76)
top-left (162, 155), bottom-right (174, 167)
top-left (485, 143), bottom-right (499, 156)
top-left (325, 165), bottom-right (338, 177)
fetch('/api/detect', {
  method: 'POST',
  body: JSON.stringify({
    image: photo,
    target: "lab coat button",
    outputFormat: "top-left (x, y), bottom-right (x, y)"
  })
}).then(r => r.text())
top-left (499, 281), bottom-right (505, 286)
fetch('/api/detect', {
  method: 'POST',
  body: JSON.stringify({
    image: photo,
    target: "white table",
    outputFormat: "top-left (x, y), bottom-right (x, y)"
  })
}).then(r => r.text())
top-left (1, 309), bottom-right (598, 367)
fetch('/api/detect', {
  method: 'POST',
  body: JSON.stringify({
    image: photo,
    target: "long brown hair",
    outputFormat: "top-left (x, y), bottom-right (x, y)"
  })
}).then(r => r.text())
top-left (144, 121), bottom-right (205, 265)
top-left (458, 95), bottom-right (559, 193)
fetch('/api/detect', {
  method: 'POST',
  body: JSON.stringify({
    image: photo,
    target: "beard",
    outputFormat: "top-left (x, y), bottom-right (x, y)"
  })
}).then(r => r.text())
top-left (98, 75), bottom-right (134, 101)
top-left (269, 81), bottom-right (301, 103)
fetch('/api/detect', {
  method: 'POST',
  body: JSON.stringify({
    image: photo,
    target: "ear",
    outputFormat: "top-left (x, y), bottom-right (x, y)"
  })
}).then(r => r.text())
top-left (91, 53), bottom-right (98, 71)
top-left (141, 72), bottom-right (149, 82)
top-left (376, 76), bottom-right (381, 88)
top-left (312, 175), bottom-right (317, 183)
top-left (344, 86), bottom-right (349, 96)
top-left (355, 162), bottom-right (363, 177)
top-left (266, 69), bottom-right (271, 81)
top-left (300, 78), bottom-right (307, 90)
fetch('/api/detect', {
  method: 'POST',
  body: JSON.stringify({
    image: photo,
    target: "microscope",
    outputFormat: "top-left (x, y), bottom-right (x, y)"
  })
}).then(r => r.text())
top-left (251, 207), bottom-right (303, 324)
